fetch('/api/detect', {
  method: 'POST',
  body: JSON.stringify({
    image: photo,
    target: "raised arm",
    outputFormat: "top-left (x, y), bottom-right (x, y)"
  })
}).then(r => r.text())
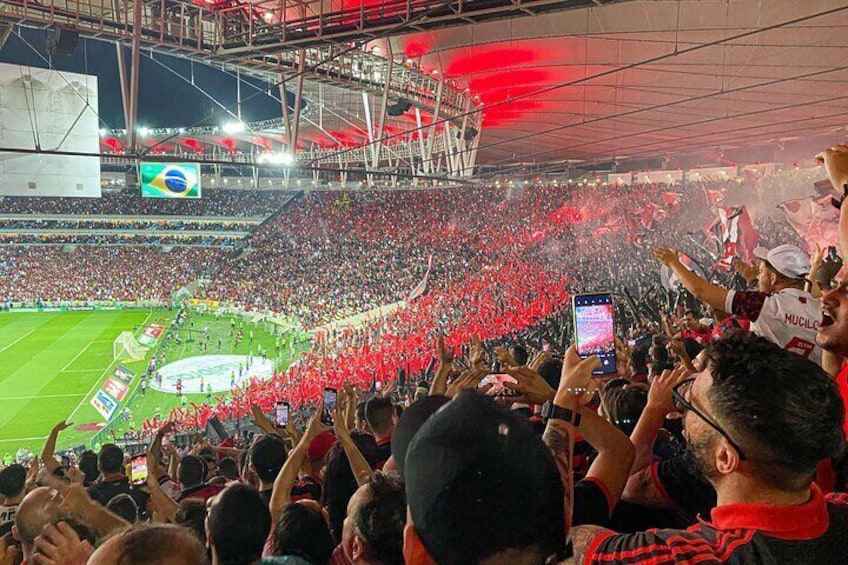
top-left (623, 366), bottom-right (689, 507)
top-left (817, 143), bottom-right (848, 260)
top-left (654, 248), bottom-right (729, 312)
top-left (542, 347), bottom-right (608, 535)
top-left (146, 442), bottom-right (179, 523)
top-left (333, 390), bottom-right (371, 487)
top-left (429, 335), bottom-right (454, 396)
top-left (270, 400), bottom-right (327, 520)
top-left (41, 421), bottom-right (71, 472)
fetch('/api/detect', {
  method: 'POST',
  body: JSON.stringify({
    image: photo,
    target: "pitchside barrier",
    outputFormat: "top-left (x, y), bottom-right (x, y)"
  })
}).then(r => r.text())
top-left (2, 299), bottom-right (168, 312)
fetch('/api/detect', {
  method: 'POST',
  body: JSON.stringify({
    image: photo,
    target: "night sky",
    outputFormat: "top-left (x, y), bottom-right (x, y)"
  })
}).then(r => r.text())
top-left (0, 26), bottom-right (291, 130)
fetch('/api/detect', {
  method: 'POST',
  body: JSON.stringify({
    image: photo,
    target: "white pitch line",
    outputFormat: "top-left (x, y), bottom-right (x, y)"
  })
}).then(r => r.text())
top-left (0, 329), bottom-right (35, 355)
top-left (0, 436), bottom-right (49, 443)
top-left (66, 310), bottom-right (155, 423)
top-left (60, 341), bottom-right (94, 373)
top-left (0, 393), bottom-right (86, 401)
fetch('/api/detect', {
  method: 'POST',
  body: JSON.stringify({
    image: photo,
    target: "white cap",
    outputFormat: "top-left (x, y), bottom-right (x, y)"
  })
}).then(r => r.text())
top-left (753, 244), bottom-right (810, 279)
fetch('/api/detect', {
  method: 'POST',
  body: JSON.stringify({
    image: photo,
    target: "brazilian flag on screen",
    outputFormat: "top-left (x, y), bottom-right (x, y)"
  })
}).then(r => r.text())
top-left (139, 163), bottom-right (201, 199)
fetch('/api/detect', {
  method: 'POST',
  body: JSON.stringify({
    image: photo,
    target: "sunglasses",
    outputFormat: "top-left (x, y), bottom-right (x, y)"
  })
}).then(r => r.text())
top-left (672, 378), bottom-right (747, 461)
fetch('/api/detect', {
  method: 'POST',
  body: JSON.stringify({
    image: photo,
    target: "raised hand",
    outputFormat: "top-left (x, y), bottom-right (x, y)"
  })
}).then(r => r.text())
top-left (333, 392), bottom-right (350, 440)
top-left (250, 404), bottom-right (276, 433)
top-left (445, 368), bottom-right (491, 398)
top-left (816, 142), bottom-right (848, 192)
top-left (33, 522), bottom-right (93, 565)
top-left (0, 538), bottom-right (18, 565)
top-left (652, 247), bottom-right (680, 267)
top-left (305, 397), bottom-right (329, 440)
top-left (560, 346), bottom-right (600, 406)
top-left (437, 335), bottom-right (455, 366)
top-left (647, 365), bottom-right (691, 415)
top-left (501, 366), bottom-right (555, 405)
top-left (494, 346), bottom-right (518, 369)
top-left (52, 421), bottom-right (72, 432)
top-left (469, 334), bottom-right (486, 369)
top-left (527, 349), bottom-right (553, 372)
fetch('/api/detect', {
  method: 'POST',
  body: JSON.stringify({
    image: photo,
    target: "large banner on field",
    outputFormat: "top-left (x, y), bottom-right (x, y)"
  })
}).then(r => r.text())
top-left (140, 163), bottom-right (201, 199)
top-left (113, 365), bottom-right (134, 384)
top-left (138, 324), bottom-right (165, 347)
top-left (103, 377), bottom-right (129, 401)
top-left (90, 390), bottom-right (119, 420)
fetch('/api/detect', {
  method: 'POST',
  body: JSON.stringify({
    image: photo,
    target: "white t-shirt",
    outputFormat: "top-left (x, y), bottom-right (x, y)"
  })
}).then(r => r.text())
top-left (725, 287), bottom-right (822, 365)
top-left (0, 503), bottom-right (17, 530)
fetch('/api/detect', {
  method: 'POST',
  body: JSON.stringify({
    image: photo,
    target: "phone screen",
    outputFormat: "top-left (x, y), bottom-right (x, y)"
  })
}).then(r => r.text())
top-left (573, 293), bottom-right (617, 375)
top-left (275, 402), bottom-right (289, 427)
top-left (322, 387), bottom-right (337, 425)
top-left (131, 455), bottom-right (148, 483)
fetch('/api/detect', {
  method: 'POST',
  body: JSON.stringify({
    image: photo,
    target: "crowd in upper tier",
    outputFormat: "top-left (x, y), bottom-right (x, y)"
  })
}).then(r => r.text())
top-left (4, 144), bottom-right (848, 564)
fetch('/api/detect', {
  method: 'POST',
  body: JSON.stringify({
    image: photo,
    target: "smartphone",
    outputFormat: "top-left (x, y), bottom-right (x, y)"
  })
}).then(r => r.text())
top-left (61, 455), bottom-right (71, 469)
top-left (130, 454), bottom-right (148, 484)
top-left (275, 401), bottom-right (290, 427)
top-left (322, 387), bottom-right (337, 425)
top-left (572, 293), bottom-right (617, 375)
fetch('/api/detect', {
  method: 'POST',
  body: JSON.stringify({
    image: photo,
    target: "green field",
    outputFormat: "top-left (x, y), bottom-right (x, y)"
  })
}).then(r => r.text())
top-left (0, 309), bottom-right (307, 458)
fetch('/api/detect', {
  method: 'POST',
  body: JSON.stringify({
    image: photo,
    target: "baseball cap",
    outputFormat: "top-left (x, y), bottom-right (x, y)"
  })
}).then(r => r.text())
top-left (404, 391), bottom-right (564, 564)
top-left (307, 431), bottom-right (336, 463)
top-left (753, 244), bottom-right (810, 279)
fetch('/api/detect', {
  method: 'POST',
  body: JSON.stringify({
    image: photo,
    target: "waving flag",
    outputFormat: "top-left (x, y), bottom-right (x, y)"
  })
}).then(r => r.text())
top-left (408, 254), bottom-right (434, 301)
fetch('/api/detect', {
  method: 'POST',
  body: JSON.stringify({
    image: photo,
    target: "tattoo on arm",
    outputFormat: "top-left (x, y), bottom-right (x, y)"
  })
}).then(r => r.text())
top-left (543, 419), bottom-right (575, 533)
top-left (570, 525), bottom-right (614, 565)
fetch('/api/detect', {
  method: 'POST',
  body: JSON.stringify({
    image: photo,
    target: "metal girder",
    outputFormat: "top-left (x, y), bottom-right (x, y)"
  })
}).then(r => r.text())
top-left (214, 0), bottom-right (610, 53)
top-left (0, 0), bottom-right (474, 119)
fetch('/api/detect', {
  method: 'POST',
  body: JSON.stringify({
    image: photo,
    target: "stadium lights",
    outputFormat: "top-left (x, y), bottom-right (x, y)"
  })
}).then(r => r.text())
top-left (222, 121), bottom-right (246, 134)
top-left (257, 152), bottom-right (295, 166)
top-left (138, 126), bottom-right (150, 137)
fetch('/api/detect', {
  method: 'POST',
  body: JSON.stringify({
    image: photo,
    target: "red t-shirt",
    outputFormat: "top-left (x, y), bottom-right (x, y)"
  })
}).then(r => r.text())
top-left (836, 362), bottom-right (848, 437)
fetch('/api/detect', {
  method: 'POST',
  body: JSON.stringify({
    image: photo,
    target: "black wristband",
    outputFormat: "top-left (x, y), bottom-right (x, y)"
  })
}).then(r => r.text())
top-left (541, 401), bottom-right (582, 426)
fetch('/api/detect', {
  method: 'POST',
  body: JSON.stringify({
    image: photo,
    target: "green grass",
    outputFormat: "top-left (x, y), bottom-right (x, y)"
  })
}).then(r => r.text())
top-left (0, 310), bottom-right (307, 457)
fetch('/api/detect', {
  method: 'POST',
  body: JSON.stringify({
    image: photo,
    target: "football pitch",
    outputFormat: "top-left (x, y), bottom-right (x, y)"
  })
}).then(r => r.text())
top-left (0, 309), bottom-right (306, 457)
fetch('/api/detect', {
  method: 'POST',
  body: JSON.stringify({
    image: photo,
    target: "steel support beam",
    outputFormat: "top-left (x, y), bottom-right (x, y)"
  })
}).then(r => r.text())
top-left (373, 42), bottom-right (393, 169)
top-left (290, 50), bottom-right (307, 155)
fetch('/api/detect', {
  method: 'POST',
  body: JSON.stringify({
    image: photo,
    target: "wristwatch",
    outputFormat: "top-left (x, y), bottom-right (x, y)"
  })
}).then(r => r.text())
top-left (541, 401), bottom-right (581, 426)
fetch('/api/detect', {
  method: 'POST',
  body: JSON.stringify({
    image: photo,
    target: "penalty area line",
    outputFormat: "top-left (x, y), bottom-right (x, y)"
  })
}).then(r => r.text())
top-left (66, 310), bottom-right (155, 424)
top-left (0, 393), bottom-right (86, 401)
top-left (0, 330), bottom-right (35, 355)
top-left (60, 341), bottom-right (94, 373)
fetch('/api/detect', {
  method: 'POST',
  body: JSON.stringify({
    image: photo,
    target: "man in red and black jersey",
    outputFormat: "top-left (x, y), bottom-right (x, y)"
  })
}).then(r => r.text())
top-left (571, 331), bottom-right (848, 564)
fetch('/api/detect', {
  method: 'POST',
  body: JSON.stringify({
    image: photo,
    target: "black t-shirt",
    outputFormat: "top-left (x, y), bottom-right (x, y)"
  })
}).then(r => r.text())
top-left (258, 478), bottom-right (324, 507)
top-left (572, 478), bottom-right (611, 527)
top-left (87, 475), bottom-right (150, 518)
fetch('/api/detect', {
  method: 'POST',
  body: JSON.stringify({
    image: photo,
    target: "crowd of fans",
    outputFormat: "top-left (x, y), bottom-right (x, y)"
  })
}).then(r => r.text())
top-left (0, 246), bottom-right (224, 303)
top-left (0, 218), bottom-right (256, 232)
top-left (4, 143), bottom-right (848, 563)
top-left (0, 188), bottom-right (292, 217)
top-left (0, 234), bottom-right (240, 247)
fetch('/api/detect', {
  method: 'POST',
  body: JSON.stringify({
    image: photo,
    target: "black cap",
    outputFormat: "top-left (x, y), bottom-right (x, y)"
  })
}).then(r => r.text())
top-left (405, 391), bottom-right (564, 564)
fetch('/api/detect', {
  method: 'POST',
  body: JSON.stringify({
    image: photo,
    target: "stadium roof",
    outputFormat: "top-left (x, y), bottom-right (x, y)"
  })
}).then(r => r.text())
top-left (2, 0), bottom-right (848, 175)
top-left (383, 0), bottom-right (848, 167)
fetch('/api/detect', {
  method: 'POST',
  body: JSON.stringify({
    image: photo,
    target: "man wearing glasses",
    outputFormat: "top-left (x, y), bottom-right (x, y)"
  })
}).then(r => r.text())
top-left (570, 331), bottom-right (848, 564)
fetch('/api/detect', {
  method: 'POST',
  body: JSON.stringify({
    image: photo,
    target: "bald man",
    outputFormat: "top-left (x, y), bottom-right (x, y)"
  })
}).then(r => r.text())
top-left (13, 487), bottom-right (69, 563)
top-left (88, 523), bottom-right (206, 564)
